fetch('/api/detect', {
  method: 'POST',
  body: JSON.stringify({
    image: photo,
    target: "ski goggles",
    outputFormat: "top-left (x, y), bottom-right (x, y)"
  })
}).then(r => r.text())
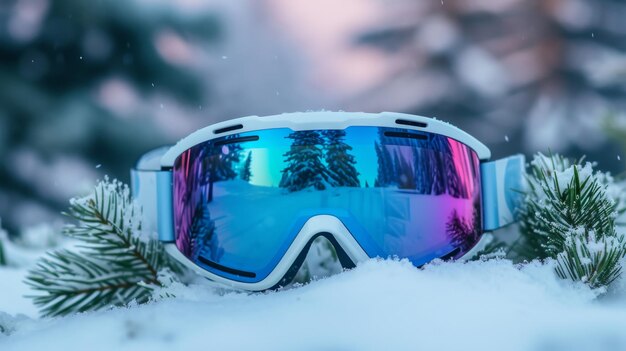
top-left (132, 112), bottom-right (525, 291)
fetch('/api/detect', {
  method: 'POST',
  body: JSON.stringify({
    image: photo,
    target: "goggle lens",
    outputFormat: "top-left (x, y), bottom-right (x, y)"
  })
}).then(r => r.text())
top-left (172, 127), bottom-right (482, 282)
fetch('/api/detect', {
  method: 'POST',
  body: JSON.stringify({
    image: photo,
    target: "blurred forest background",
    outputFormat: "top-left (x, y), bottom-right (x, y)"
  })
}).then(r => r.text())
top-left (1, 0), bottom-right (626, 235)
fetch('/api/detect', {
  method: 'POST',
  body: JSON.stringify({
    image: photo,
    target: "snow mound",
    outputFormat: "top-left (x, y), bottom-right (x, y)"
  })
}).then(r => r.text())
top-left (3, 259), bottom-right (626, 351)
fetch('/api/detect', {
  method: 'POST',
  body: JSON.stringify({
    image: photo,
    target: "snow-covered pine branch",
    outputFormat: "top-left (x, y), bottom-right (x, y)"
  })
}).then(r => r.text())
top-left (26, 178), bottom-right (184, 317)
top-left (518, 153), bottom-right (626, 289)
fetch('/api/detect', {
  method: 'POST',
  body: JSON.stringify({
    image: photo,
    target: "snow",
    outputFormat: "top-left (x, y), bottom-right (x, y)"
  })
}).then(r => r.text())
top-left (0, 267), bottom-right (38, 318)
top-left (529, 152), bottom-right (596, 191)
top-left (3, 160), bottom-right (626, 350)
top-left (2, 258), bottom-right (626, 350)
top-left (19, 224), bottom-right (61, 249)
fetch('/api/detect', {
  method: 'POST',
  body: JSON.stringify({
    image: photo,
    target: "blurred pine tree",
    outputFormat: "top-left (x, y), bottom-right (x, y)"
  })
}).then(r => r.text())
top-left (353, 0), bottom-right (626, 170)
top-left (0, 0), bottom-right (221, 233)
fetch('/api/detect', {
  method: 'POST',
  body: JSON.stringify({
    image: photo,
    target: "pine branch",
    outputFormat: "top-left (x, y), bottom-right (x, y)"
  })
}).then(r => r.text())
top-left (26, 178), bottom-right (184, 317)
top-left (555, 235), bottom-right (626, 289)
top-left (466, 234), bottom-right (508, 261)
top-left (517, 153), bottom-right (626, 289)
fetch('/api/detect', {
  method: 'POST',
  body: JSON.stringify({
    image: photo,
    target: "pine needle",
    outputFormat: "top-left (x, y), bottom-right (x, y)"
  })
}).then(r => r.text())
top-left (517, 153), bottom-right (626, 289)
top-left (25, 178), bottom-right (184, 317)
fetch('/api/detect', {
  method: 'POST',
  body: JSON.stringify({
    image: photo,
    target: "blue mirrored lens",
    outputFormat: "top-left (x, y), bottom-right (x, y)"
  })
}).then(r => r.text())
top-left (173, 127), bottom-right (482, 282)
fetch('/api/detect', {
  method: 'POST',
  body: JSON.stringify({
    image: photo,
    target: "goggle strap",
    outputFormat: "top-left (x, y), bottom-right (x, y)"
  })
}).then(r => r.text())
top-left (481, 154), bottom-right (526, 231)
top-left (131, 147), bottom-right (174, 241)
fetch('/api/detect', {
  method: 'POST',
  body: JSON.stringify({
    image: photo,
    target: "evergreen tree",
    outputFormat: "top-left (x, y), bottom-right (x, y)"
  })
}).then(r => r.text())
top-left (374, 143), bottom-right (383, 187)
top-left (241, 151), bottom-right (253, 182)
top-left (413, 149), bottom-right (433, 194)
top-left (429, 137), bottom-right (449, 196)
top-left (0, 0), bottom-right (220, 233)
top-left (374, 142), bottom-right (396, 187)
top-left (205, 153), bottom-right (221, 203)
top-left (446, 202), bottom-right (482, 254)
top-left (189, 201), bottom-right (223, 263)
top-left (444, 153), bottom-right (463, 198)
top-left (323, 130), bottom-right (360, 187)
top-left (354, 0), bottom-right (626, 172)
top-left (280, 131), bottom-right (328, 191)
top-left (429, 152), bottom-right (446, 195)
top-left (187, 200), bottom-right (217, 261)
top-left (392, 151), bottom-right (402, 183)
top-left (394, 150), bottom-right (415, 190)
top-left (202, 136), bottom-right (244, 202)
top-left (214, 140), bottom-right (244, 181)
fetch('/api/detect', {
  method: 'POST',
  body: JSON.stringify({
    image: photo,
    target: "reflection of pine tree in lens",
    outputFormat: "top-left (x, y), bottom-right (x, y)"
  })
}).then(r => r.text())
top-left (189, 200), bottom-right (218, 261)
top-left (392, 151), bottom-right (401, 184)
top-left (193, 143), bottom-right (218, 203)
top-left (205, 152), bottom-right (220, 203)
top-left (444, 153), bottom-right (463, 199)
top-left (446, 201), bottom-right (482, 254)
top-left (374, 142), bottom-right (384, 187)
top-left (175, 147), bottom-right (205, 255)
top-left (429, 152), bottom-right (444, 195)
top-left (429, 137), bottom-right (448, 195)
top-left (412, 147), bottom-right (444, 195)
top-left (374, 142), bottom-right (396, 187)
top-left (323, 130), bottom-right (360, 187)
top-left (202, 135), bottom-right (243, 202)
top-left (214, 135), bottom-right (244, 181)
top-left (175, 145), bottom-right (224, 261)
top-left (240, 151), bottom-right (253, 182)
top-left (394, 149), bottom-right (416, 189)
top-left (414, 149), bottom-right (432, 194)
top-left (376, 130), bottom-right (461, 195)
top-left (280, 131), bottom-right (328, 192)
top-left (195, 146), bottom-right (211, 198)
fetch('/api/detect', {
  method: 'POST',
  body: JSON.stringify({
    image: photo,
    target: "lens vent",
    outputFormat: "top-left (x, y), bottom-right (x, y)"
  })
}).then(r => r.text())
top-left (214, 124), bottom-right (244, 134)
top-left (395, 119), bottom-right (427, 128)
top-left (214, 135), bottom-right (259, 146)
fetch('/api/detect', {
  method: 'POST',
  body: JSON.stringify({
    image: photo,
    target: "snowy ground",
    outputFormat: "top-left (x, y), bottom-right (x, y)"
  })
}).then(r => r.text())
top-left (2, 256), bottom-right (626, 351)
